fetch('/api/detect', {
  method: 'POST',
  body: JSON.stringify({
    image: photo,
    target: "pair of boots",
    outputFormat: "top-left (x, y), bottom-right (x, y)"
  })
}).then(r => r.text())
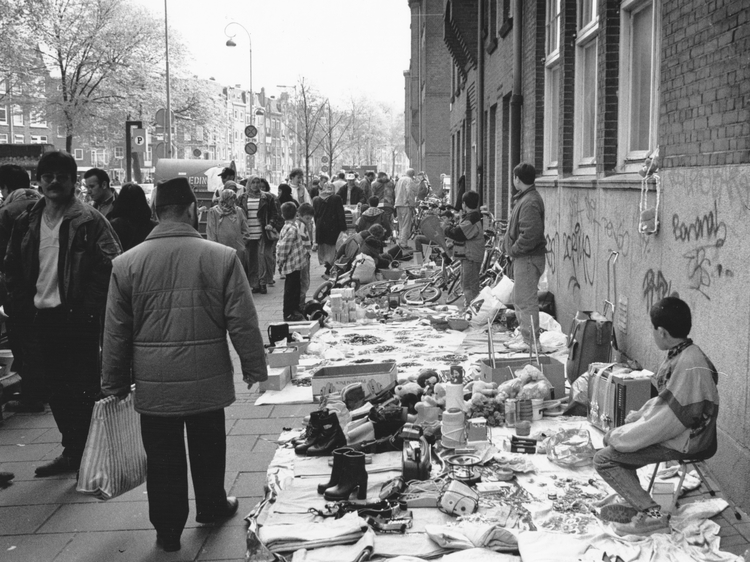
top-left (317, 446), bottom-right (369, 501)
top-left (292, 410), bottom-right (346, 456)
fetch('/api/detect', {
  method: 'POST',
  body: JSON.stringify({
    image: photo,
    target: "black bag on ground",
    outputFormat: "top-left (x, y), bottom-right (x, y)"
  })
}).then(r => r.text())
top-left (538, 291), bottom-right (556, 318)
top-left (566, 311), bottom-right (613, 384)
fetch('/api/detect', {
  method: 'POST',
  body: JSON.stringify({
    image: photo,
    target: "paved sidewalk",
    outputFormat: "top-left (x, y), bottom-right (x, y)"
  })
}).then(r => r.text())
top-left (0, 258), bottom-right (329, 562)
top-left (1, 254), bottom-right (749, 561)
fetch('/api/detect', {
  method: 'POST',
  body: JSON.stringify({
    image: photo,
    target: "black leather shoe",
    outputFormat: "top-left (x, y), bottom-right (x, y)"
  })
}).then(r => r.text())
top-left (252, 287), bottom-right (262, 294)
top-left (0, 472), bottom-right (15, 486)
top-left (35, 455), bottom-right (80, 477)
top-left (259, 285), bottom-right (267, 294)
top-left (156, 534), bottom-right (181, 552)
top-left (196, 496), bottom-right (239, 524)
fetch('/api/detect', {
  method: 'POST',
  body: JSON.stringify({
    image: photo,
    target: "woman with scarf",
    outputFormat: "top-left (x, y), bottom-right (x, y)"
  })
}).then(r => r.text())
top-left (107, 183), bottom-right (157, 252)
top-left (206, 189), bottom-right (251, 272)
top-left (312, 181), bottom-right (347, 277)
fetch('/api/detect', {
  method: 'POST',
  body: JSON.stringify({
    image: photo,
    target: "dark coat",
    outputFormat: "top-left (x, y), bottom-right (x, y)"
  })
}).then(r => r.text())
top-left (313, 193), bottom-right (347, 245)
top-left (337, 184), bottom-right (365, 205)
top-left (109, 217), bottom-right (157, 252)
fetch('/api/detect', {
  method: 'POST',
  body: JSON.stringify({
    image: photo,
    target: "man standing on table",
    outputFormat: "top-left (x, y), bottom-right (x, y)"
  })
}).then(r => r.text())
top-left (503, 162), bottom-right (546, 352)
top-left (101, 177), bottom-right (267, 552)
top-left (394, 168), bottom-right (417, 247)
top-left (5, 151), bottom-right (121, 477)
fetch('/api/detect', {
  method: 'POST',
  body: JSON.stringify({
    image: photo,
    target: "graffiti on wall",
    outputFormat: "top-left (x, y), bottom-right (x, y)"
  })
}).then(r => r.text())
top-left (672, 200), bottom-right (733, 300)
top-left (562, 223), bottom-right (594, 291)
top-left (642, 269), bottom-right (673, 312)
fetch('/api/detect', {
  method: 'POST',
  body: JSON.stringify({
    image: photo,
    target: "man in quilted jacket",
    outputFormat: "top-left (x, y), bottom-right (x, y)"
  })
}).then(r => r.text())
top-left (101, 177), bottom-right (267, 552)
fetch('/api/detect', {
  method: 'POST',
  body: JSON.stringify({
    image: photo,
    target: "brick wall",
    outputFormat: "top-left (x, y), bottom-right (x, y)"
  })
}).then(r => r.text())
top-left (660, 0), bottom-right (750, 167)
top-left (597, 0), bottom-right (620, 176)
top-left (558, 0), bottom-right (577, 177)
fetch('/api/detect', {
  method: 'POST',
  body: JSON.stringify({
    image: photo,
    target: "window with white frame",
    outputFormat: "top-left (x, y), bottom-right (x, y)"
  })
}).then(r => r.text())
top-left (0, 79), bottom-right (6, 94)
top-left (195, 126), bottom-right (204, 142)
top-left (184, 129), bottom-right (191, 142)
top-left (0, 134), bottom-right (7, 144)
top-left (145, 148), bottom-right (152, 162)
top-left (30, 110), bottom-right (46, 127)
top-left (12, 105), bottom-right (23, 126)
top-left (0, 106), bottom-right (6, 125)
top-left (74, 149), bottom-right (84, 160)
top-left (57, 125), bottom-right (65, 137)
top-left (543, 0), bottom-right (562, 172)
top-left (30, 135), bottom-right (47, 143)
top-left (114, 146), bottom-right (124, 159)
top-left (574, 0), bottom-right (599, 170)
top-left (619, 0), bottom-right (659, 168)
top-left (14, 134), bottom-right (25, 144)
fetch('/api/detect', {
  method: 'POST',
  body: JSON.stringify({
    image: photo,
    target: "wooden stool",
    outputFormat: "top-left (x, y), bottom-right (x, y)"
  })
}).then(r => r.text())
top-left (647, 459), bottom-right (740, 519)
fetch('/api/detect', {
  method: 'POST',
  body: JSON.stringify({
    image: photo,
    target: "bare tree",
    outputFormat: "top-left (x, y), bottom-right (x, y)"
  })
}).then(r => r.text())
top-left (19, 0), bottom-right (166, 152)
top-left (320, 100), bottom-right (353, 176)
top-left (294, 78), bottom-right (327, 185)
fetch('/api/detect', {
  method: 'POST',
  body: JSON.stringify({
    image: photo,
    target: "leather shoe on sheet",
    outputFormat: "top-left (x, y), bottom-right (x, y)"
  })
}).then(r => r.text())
top-left (35, 455), bottom-right (80, 477)
top-left (156, 534), bottom-right (181, 552)
top-left (613, 512), bottom-right (671, 536)
top-left (196, 496), bottom-right (239, 524)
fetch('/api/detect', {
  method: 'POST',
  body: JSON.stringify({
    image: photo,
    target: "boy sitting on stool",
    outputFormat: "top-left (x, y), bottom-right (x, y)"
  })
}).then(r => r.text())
top-left (594, 296), bottom-right (719, 536)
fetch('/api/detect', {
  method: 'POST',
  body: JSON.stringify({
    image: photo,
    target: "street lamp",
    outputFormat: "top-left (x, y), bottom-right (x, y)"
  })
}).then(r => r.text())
top-left (224, 22), bottom-right (252, 96)
top-left (277, 84), bottom-right (298, 168)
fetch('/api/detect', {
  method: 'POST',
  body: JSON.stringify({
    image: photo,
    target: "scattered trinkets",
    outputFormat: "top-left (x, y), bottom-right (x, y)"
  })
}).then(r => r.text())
top-left (342, 334), bottom-right (384, 346)
top-left (352, 358), bottom-right (374, 363)
top-left (371, 345), bottom-right (397, 353)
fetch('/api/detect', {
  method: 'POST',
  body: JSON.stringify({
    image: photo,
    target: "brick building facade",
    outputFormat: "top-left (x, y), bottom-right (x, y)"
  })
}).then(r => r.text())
top-left (405, 0), bottom-right (452, 185)
top-left (410, 0), bottom-right (750, 510)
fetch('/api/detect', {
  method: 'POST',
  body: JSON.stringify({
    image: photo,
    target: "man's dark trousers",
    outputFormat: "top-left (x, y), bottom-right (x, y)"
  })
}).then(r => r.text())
top-left (140, 409), bottom-right (228, 538)
top-left (35, 307), bottom-right (100, 462)
top-left (283, 269), bottom-right (302, 319)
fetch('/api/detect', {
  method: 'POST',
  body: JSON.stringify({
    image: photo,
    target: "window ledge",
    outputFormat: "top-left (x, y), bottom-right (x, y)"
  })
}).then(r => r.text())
top-left (499, 18), bottom-right (513, 39)
top-left (485, 37), bottom-right (498, 54)
top-left (535, 173), bottom-right (655, 191)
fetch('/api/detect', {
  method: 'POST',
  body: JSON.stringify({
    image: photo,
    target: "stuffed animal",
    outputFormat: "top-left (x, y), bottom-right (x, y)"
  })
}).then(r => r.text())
top-left (423, 382), bottom-right (447, 408)
top-left (395, 382), bottom-right (424, 415)
top-left (417, 369), bottom-right (440, 394)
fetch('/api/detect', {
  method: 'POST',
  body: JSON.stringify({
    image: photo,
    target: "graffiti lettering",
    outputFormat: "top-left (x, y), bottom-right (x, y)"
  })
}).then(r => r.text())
top-left (601, 216), bottom-right (631, 257)
top-left (683, 247), bottom-right (713, 300)
top-left (672, 201), bottom-right (726, 247)
top-left (545, 232), bottom-right (559, 274)
top-left (642, 269), bottom-right (673, 312)
top-left (562, 223), bottom-right (594, 291)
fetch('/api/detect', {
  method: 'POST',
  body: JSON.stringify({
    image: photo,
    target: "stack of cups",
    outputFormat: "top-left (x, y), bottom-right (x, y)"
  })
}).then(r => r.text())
top-left (531, 398), bottom-right (544, 421)
top-left (517, 399), bottom-right (533, 422)
top-left (441, 408), bottom-right (465, 448)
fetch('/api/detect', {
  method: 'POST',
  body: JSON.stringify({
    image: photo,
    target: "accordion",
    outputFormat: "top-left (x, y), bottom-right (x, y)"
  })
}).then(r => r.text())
top-left (587, 363), bottom-right (652, 432)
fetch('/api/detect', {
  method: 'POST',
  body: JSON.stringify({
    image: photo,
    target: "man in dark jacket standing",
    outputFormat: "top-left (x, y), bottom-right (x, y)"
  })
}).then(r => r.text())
top-left (503, 162), bottom-right (546, 352)
top-left (5, 151), bottom-right (122, 476)
top-left (337, 172), bottom-right (365, 205)
top-left (101, 177), bottom-right (268, 552)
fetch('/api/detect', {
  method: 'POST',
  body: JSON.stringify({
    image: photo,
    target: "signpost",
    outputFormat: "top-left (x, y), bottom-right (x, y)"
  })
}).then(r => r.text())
top-left (131, 128), bottom-right (146, 153)
top-left (125, 120), bottom-right (143, 183)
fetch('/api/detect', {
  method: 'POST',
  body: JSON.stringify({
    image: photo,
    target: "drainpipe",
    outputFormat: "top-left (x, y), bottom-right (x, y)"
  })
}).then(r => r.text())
top-left (476, 0), bottom-right (485, 205)
top-left (509, 0), bottom-right (523, 204)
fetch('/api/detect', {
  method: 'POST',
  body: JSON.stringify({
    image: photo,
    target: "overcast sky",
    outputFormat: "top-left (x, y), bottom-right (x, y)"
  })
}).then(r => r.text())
top-left (137, 0), bottom-right (412, 109)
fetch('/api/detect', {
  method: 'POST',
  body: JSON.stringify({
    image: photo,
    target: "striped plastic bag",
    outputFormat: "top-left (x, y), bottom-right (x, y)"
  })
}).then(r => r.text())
top-left (76, 391), bottom-right (146, 500)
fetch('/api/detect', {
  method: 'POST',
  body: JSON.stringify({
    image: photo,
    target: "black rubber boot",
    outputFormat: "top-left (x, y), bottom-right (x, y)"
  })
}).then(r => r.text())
top-left (306, 411), bottom-right (346, 456)
top-left (324, 450), bottom-right (368, 501)
top-left (317, 446), bottom-right (354, 494)
top-left (294, 410), bottom-right (329, 455)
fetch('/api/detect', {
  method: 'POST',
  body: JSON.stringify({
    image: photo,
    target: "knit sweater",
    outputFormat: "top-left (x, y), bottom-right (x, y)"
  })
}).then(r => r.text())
top-left (607, 341), bottom-right (719, 455)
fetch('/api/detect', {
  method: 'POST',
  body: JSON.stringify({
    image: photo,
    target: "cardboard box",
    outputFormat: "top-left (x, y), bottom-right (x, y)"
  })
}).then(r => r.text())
top-left (478, 355), bottom-right (566, 400)
top-left (312, 362), bottom-right (397, 402)
top-left (265, 346), bottom-right (300, 368)
top-left (259, 366), bottom-right (295, 392)
top-left (286, 320), bottom-right (321, 338)
top-left (0, 350), bottom-right (14, 378)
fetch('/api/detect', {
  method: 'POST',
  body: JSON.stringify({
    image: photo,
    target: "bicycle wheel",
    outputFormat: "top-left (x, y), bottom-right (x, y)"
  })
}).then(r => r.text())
top-left (312, 281), bottom-right (334, 302)
top-left (445, 268), bottom-right (464, 304)
top-left (401, 285), bottom-right (442, 305)
top-left (360, 280), bottom-right (392, 299)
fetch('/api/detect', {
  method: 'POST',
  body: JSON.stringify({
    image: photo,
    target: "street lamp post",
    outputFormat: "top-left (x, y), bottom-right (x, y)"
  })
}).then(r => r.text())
top-left (224, 22), bottom-right (252, 97)
top-left (277, 84), bottom-right (298, 168)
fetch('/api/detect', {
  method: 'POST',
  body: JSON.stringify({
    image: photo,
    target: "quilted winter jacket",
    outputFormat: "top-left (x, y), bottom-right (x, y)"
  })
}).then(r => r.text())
top-left (4, 197), bottom-right (121, 316)
top-left (101, 222), bottom-right (268, 416)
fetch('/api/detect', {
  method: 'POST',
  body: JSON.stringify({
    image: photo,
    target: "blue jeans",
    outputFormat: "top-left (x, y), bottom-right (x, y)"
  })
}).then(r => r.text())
top-left (461, 259), bottom-right (481, 307)
top-left (299, 258), bottom-right (310, 309)
top-left (511, 254), bottom-right (545, 344)
top-left (594, 444), bottom-right (689, 511)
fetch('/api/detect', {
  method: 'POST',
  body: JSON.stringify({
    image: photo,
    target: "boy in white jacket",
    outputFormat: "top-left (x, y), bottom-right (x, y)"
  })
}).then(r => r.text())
top-left (594, 296), bottom-right (719, 536)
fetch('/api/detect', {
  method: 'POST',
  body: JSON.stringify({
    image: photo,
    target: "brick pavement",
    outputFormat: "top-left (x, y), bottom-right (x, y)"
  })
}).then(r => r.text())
top-left (1, 255), bottom-right (749, 561)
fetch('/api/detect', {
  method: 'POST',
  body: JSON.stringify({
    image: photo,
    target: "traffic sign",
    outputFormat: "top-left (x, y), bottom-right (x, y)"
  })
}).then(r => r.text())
top-left (320, 165), bottom-right (329, 172)
top-left (131, 128), bottom-right (146, 153)
top-left (193, 148), bottom-right (202, 157)
top-left (244, 125), bottom-right (258, 138)
top-left (244, 142), bottom-right (258, 155)
top-left (321, 155), bottom-right (329, 164)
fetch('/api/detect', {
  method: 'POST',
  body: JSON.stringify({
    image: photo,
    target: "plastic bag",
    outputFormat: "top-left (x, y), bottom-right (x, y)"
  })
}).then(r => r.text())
top-left (466, 286), bottom-right (505, 328)
top-left (491, 276), bottom-right (514, 305)
top-left (517, 379), bottom-right (553, 400)
top-left (542, 428), bottom-right (596, 468)
top-left (351, 253), bottom-right (376, 285)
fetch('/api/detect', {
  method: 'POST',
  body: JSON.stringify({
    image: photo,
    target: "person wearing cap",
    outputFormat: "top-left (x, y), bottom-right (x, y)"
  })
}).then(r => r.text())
top-left (4, 150), bottom-right (122, 477)
top-left (337, 172), bottom-right (365, 205)
top-left (101, 176), bottom-right (267, 552)
top-left (212, 167), bottom-right (236, 204)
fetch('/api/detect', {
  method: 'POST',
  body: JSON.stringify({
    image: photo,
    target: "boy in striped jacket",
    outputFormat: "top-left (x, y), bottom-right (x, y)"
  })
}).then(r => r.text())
top-left (594, 296), bottom-right (719, 536)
